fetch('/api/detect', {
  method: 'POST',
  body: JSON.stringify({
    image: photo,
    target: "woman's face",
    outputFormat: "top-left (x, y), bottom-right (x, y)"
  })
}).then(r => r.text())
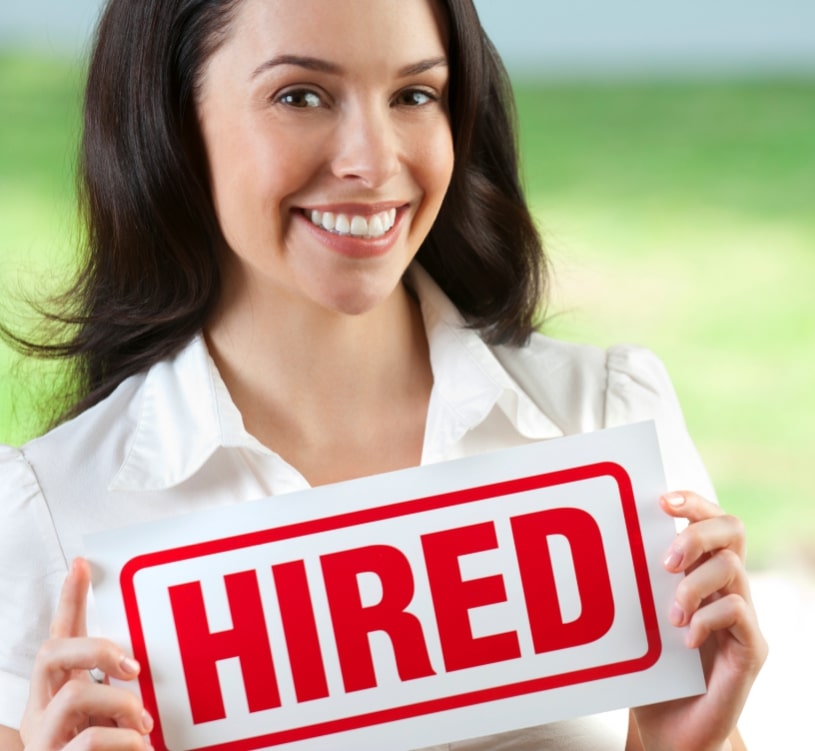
top-left (196, 0), bottom-right (454, 318)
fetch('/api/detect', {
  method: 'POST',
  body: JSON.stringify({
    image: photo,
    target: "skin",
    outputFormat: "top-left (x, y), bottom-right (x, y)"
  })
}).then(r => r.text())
top-left (2, 558), bottom-right (153, 750)
top-left (199, 0), bottom-right (453, 485)
top-left (626, 492), bottom-right (767, 750)
top-left (0, 1), bottom-right (766, 748)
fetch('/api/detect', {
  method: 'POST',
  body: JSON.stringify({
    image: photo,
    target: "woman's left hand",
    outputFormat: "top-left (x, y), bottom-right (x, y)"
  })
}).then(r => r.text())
top-left (631, 491), bottom-right (768, 751)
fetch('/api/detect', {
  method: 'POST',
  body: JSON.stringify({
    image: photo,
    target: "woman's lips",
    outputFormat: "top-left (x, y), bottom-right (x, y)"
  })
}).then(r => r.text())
top-left (296, 205), bottom-right (407, 259)
top-left (304, 207), bottom-right (399, 239)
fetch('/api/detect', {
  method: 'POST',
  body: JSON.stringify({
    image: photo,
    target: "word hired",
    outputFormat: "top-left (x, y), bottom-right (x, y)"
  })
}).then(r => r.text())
top-left (168, 508), bottom-right (614, 725)
top-left (120, 462), bottom-right (660, 750)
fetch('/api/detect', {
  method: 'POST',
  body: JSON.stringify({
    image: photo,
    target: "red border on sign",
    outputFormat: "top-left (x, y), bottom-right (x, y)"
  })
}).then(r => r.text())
top-left (121, 461), bottom-right (660, 751)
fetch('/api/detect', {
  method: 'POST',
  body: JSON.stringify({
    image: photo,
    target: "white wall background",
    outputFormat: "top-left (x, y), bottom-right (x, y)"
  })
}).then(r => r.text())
top-left (1, 0), bottom-right (814, 75)
top-left (475, 0), bottom-right (815, 76)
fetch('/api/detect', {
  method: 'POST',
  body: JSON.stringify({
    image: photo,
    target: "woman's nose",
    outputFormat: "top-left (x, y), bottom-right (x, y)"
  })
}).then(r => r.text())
top-left (330, 102), bottom-right (401, 188)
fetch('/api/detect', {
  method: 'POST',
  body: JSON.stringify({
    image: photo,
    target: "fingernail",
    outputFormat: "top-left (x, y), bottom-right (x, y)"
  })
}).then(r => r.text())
top-left (670, 601), bottom-right (686, 626)
top-left (664, 493), bottom-right (685, 507)
top-left (664, 549), bottom-right (683, 570)
top-left (120, 655), bottom-right (140, 674)
top-left (142, 709), bottom-right (154, 733)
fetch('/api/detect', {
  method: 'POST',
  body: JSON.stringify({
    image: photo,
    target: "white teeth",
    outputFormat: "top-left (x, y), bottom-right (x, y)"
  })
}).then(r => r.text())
top-left (350, 216), bottom-right (368, 236)
top-left (335, 214), bottom-right (351, 234)
top-left (368, 214), bottom-right (385, 237)
top-left (306, 208), bottom-right (397, 238)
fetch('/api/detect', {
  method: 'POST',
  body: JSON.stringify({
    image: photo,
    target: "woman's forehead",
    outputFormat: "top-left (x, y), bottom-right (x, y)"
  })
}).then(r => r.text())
top-left (210, 0), bottom-right (449, 72)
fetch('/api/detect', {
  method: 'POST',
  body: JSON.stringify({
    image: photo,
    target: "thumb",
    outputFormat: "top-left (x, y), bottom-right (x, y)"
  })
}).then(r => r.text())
top-left (50, 557), bottom-right (91, 639)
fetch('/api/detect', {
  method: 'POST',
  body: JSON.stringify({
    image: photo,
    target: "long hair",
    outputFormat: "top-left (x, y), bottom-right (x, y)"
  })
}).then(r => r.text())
top-left (422, 0), bottom-right (545, 346)
top-left (4, 0), bottom-right (546, 426)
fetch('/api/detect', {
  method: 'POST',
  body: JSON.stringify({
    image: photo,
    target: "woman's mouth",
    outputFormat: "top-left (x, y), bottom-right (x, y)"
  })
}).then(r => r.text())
top-left (305, 208), bottom-right (398, 239)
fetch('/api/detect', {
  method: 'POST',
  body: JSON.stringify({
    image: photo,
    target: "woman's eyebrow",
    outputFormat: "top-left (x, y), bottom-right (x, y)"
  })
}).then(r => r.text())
top-left (250, 54), bottom-right (448, 80)
top-left (250, 55), bottom-right (341, 80)
top-left (397, 56), bottom-right (449, 77)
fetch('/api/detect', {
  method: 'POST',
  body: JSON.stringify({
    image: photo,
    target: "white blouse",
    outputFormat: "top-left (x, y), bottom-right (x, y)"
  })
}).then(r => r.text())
top-left (0, 265), bottom-right (715, 747)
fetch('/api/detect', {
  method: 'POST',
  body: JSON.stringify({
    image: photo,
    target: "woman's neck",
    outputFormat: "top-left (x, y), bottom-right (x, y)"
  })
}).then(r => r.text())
top-left (204, 277), bottom-right (433, 485)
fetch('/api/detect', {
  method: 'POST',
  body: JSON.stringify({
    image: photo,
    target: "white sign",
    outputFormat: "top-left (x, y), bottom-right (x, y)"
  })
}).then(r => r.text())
top-left (86, 421), bottom-right (705, 751)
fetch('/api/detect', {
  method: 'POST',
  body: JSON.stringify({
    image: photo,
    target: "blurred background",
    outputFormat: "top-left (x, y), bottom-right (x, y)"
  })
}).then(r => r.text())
top-left (1, 1), bottom-right (813, 746)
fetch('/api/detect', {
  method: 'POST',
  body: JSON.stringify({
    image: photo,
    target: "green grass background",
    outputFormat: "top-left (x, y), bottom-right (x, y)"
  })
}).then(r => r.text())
top-left (1, 53), bottom-right (813, 567)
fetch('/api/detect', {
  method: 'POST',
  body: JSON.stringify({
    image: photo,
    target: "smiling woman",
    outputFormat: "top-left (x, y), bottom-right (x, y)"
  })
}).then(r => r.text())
top-left (0, 1), bottom-right (765, 750)
top-left (194, 0), bottom-right (457, 478)
top-left (197, 0), bottom-right (454, 323)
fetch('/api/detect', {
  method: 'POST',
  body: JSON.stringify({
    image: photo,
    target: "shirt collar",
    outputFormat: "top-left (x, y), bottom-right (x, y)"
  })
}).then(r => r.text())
top-left (408, 265), bottom-right (563, 463)
top-left (108, 333), bottom-right (269, 491)
top-left (110, 264), bottom-right (562, 492)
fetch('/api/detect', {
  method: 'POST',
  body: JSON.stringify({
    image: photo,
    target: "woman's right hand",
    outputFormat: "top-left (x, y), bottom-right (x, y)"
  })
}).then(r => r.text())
top-left (20, 558), bottom-right (154, 750)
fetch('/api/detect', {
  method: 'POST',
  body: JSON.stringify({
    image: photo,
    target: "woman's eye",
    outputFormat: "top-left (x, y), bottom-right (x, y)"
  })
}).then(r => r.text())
top-left (396, 89), bottom-right (435, 107)
top-left (278, 90), bottom-right (322, 108)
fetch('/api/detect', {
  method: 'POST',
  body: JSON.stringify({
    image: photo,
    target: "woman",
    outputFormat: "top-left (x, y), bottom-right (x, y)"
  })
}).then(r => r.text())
top-left (0, 0), bottom-right (766, 749)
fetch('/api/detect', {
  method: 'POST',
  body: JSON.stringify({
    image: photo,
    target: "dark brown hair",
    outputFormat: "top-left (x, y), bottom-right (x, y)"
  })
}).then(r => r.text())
top-left (6, 0), bottom-right (546, 425)
top-left (420, 0), bottom-right (545, 345)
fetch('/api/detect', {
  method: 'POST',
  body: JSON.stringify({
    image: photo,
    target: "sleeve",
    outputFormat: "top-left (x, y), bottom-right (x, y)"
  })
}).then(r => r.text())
top-left (0, 445), bottom-right (68, 730)
top-left (604, 345), bottom-right (717, 502)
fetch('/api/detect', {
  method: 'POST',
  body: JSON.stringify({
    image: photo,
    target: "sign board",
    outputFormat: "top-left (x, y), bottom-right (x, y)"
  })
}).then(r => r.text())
top-left (86, 421), bottom-right (705, 751)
